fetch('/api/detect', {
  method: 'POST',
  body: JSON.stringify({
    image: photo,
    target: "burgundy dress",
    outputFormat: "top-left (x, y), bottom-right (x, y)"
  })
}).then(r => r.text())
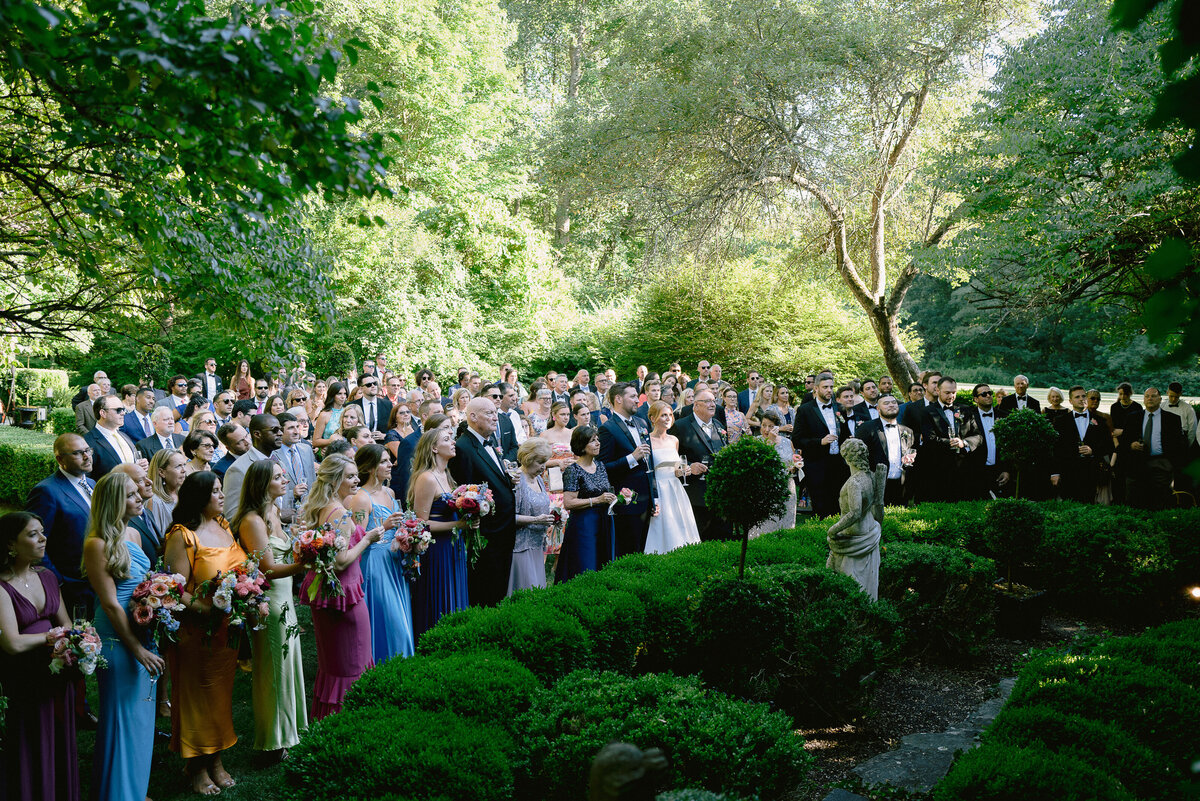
top-left (0, 570), bottom-right (79, 801)
top-left (300, 524), bottom-right (372, 720)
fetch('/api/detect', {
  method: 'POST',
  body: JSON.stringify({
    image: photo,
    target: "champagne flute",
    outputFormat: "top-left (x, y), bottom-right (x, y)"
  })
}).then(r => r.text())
top-left (603, 484), bottom-right (616, 516)
top-left (680, 455), bottom-right (689, 486)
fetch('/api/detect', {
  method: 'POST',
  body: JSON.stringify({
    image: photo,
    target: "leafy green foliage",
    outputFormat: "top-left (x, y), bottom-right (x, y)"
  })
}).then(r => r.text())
top-left (135, 345), bottom-right (171, 390)
top-left (4, 368), bottom-right (69, 409)
top-left (992, 409), bottom-right (1056, 497)
top-left (0, 427), bottom-right (57, 505)
top-left (705, 435), bottom-right (789, 533)
top-left (517, 670), bottom-right (813, 801)
top-left (984, 499), bottom-right (1045, 582)
top-left (936, 742), bottom-right (1135, 801)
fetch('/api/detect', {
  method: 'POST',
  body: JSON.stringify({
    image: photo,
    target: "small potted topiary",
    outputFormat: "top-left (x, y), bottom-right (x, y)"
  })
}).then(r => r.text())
top-left (985, 498), bottom-right (1048, 638)
top-left (992, 408), bottom-right (1056, 499)
top-left (705, 436), bottom-right (790, 578)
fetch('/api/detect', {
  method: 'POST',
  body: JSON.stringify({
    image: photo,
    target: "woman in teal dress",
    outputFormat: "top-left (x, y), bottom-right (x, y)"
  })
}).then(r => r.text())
top-left (313, 381), bottom-right (348, 451)
top-left (347, 444), bottom-right (413, 663)
top-left (84, 472), bottom-right (167, 801)
top-left (232, 460), bottom-right (309, 759)
top-left (407, 429), bottom-right (469, 642)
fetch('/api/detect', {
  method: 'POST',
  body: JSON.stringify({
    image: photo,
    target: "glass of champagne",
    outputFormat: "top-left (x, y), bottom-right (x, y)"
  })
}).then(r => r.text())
top-left (680, 455), bottom-right (689, 486)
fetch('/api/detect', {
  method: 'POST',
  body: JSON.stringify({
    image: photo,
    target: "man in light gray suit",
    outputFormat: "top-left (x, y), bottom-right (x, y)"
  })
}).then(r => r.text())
top-left (275, 411), bottom-right (316, 524)
top-left (74, 384), bottom-right (103, 435)
top-left (222, 414), bottom-right (282, 520)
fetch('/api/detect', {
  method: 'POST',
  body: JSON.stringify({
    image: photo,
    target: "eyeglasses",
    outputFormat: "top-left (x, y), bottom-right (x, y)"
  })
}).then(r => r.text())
top-left (216, 397), bottom-right (233, 404)
top-left (487, 394), bottom-right (501, 401)
top-left (174, 382), bottom-right (187, 388)
top-left (975, 390), bottom-right (994, 397)
top-left (68, 448), bottom-right (94, 457)
top-left (362, 381), bottom-right (377, 387)
top-left (105, 406), bottom-right (125, 414)
top-left (256, 385), bottom-right (268, 391)
top-left (293, 396), bottom-right (308, 402)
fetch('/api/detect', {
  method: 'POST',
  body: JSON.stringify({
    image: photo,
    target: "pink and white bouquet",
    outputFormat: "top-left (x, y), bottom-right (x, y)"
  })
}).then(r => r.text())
top-left (48, 621), bottom-right (107, 676)
top-left (442, 483), bottom-right (494, 567)
top-left (388, 512), bottom-right (433, 583)
top-left (130, 570), bottom-right (187, 647)
top-left (197, 555), bottom-right (271, 639)
top-left (289, 522), bottom-right (348, 601)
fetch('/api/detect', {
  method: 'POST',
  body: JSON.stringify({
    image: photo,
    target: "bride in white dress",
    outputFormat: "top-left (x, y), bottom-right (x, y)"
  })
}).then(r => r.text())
top-left (643, 402), bottom-right (702, 554)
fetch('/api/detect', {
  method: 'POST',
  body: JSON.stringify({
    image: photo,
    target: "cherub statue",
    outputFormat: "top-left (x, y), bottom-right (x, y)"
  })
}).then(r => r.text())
top-left (826, 438), bottom-right (886, 600)
top-left (588, 743), bottom-right (670, 801)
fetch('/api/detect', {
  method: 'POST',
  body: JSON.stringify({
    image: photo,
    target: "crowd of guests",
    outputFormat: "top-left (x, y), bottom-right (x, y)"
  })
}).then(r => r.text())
top-left (2, 354), bottom-right (1197, 799)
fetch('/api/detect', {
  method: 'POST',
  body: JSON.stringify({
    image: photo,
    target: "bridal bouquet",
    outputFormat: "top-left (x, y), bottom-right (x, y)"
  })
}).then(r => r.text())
top-left (443, 483), bottom-right (494, 567)
top-left (388, 512), bottom-right (433, 583)
top-left (196, 555), bottom-right (271, 641)
top-left (129, 570), bottom-right (187, 647)
top-left (48, 621), bottom-right (107, 676)
top-left (289, 522), bottom-right (348, 601)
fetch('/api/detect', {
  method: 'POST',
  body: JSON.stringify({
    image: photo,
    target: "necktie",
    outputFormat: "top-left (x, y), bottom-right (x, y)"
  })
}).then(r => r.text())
top-left (368, 402), bottom-right (375, 431)
top-left (142, 415), bottom-right (152, 438)
top-left (287, 446), bottom-right (299, 480)
top-left (79, 478), bottom-right (92, 499)
top-left (1143, 412), bottom-right (1154, 452)
top-left (162, 436), bottom-right (171, 451)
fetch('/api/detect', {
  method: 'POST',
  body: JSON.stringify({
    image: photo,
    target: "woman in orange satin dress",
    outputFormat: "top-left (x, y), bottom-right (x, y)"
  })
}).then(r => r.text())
top-left (163, 470), bottom-right (246, 796)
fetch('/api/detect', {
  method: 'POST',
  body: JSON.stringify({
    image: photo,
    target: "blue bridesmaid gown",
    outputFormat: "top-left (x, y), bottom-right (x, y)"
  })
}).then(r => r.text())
top-left (361, 497), bottom-right (415, 663)
top-left (92, 541), bottom-right (156, 801)
top-left (411, 496), bottom-right (469, 643)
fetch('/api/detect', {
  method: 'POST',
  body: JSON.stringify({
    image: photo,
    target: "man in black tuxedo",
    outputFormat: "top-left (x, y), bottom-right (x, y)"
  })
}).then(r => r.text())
top-left (737, 370), bottom-right (762, 414)
top-left (996, 374), bottom-right (1041, 417)
top-left (350, 374), bottom-right (392, 444)
top-left (195, 357), bottom-right (225, 400)
top-left (668, 388), bottom-right (732, 541)
top-left (492, 383), bottom-right (525, 463)
top-left (599, 382), bottom-right (658, 556)
top-left (1051, 386), bottom-right (1115, 503)
top-left (878, 374), bottom-right (894, 398)
top-left (857, 394), bottom-right (915, 506)
top-left (791, 373), bottom-right (849, 518)
top-left (852, 379), bottom-right (881, 422)
top-left (919, 377), bottom-right (984, 502)
top-left (633, 365), bottom-right (648, 395)
top-left (968, 384), bottom-right (1011, 500)
top-left (448, 397), bottom-right (516, 607)
top-left (836, 385), bottom-right (870, 439)
top-left (136, 406), bottom-right (185, 460)
top-left (550, 373), bottom-right (571, 407)
top-left (1118, 387), bottom-right (1186, 510)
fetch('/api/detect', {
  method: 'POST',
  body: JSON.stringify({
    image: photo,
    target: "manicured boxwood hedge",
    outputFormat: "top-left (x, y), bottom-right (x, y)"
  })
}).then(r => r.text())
top-left (0, 426), bottom-right (57, 506)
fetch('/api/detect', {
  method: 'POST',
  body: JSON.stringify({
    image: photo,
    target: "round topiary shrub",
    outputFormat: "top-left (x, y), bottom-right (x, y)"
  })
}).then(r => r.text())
top-left (992, 408), bottom-right (1057, 499)
top-left (283, 707), bottom-right (513, 801)
top-left (984, 705), bottom-right (1179, 799)
top-left (518, 670), bottom-right (812, 801)
top-left (935, 742), bottom-right (1134, 801)
top-left (342, 650), bottom-right (541, 734)
top-left (694, 566), bottom-right (901, 721)
top-left (704, 435), bottom-right (790, 576)
top-left (984, 498), bottom-right (1045, 585)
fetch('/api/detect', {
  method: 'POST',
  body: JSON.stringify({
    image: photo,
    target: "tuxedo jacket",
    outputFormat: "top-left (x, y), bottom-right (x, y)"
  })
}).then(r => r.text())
top-left (668, 414), bottom-right (727, 510)
top-left (84, 426), bottom-right (139, 480)
top-left (856, 418), bottom-right (915, 477)
top-left (448, 432), bottom-right (517, 545)
top-left (136, 432), bottom-right (185, 461)
top-left (350, 397), bottom-right (393, 434)
top-left (674, 404), bottom-right (727, 426)
top-left (791, 401), bottom-right (849, 473)
top-left (194, 372), bottom-right (225, 399)
top-left (997, 393), bottom-right (1041, 417)
top-left (598, 415), bottom-right (657, 515)
top-left (1052, 410), bottom-right (1115, 479)
top-left (1115, 408), bottom-right (1186, 468)
top-left (851, 401), bottom-right (879, 424)
top-left (121, 411), bottom-right (156, 445)
top-left (496, 410), bottom-right (522, 463)
top-left (919, 403), bottom-right (985, 471)
top-left (841, 405), bottom-right (872, 440)
top-left (27, 471), bottom-right (94, 588)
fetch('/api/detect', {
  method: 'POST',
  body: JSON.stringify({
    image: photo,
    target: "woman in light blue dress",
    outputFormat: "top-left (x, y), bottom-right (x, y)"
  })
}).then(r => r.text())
top-left (83, 471), bottom-right (167, 799)
top-left (348, 444), bottom-right (414, 663)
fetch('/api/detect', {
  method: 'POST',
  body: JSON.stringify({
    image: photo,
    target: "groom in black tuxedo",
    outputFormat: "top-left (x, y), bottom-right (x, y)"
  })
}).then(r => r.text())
top-left (448, 397), bottom-right (517, 607)
top-left (669, 387), bottom-right (733, 541)
top-left (599, 382), bottom-right (658, 557)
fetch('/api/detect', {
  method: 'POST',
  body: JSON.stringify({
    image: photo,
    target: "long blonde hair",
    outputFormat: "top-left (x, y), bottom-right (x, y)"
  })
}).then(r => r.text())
top-left (406, 429), bottom-right (445, 509)
top-left (298, 454), bottom-right (355, 529)
top-left (82, 472), bottom-right (134, 579)
top-left (149, 448), bottom-right (182, 502)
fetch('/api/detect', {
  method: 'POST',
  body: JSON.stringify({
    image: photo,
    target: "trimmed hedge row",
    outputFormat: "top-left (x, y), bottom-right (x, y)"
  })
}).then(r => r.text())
top-left (0, 426), bottom-right (57, 506)
top-left (936, 618), bottom-right (1200, 800)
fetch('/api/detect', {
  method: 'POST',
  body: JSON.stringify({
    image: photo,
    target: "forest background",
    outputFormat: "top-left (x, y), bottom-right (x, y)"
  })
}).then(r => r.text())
top-left (2, 0), bottom-right (1197, 392)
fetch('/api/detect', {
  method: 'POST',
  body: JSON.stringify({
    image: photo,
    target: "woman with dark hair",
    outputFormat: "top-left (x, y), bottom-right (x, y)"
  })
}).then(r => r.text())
top-left (163, 471), bottom-right (245, 795)
top-left (231, 359), bottom-right (255, 401)
top-left (264, 394), bottom-right (288, 418)
top-left (408, 429), bottom-right (469, 641)
top-left (313, 381), bottom-right (349, 451)
top-left (347, 444), bottom-right (412, 663)
top-left (233, 460), bottom-right (308, 759)
top-left (181, 429), bottom-right (219, 476)
top-left (175, 394), bottom-right (209, 434)
top-left (0, 511), bottom-right (79, 801)
top-left (84, 472), bottom-right (165, 801)
top-left (554, 425), bottom-right (617, 583)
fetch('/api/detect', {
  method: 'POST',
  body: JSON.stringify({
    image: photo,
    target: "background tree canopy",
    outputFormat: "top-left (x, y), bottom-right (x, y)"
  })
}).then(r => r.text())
top-left (4, 0), bottom-right (1196, 394)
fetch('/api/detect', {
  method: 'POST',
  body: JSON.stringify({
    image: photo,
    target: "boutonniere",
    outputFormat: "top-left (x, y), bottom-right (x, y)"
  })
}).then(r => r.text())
top-left (953, 410), bottom-right (963, 422)
top-left (834, 411), bottom-right (846, 423)
top-left (1089, 418), bottom-right (1097, 427)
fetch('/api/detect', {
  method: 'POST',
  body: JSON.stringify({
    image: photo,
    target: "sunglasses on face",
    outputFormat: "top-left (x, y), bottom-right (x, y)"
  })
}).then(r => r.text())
top-left (362, 381), bottom-right (376, 387)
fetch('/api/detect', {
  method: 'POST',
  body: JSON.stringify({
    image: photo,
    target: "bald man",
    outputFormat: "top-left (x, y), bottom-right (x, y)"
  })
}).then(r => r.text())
top-left (26, 434), bottom-right (97, 614)
top-left (448, 397), bottom-right (516, 607)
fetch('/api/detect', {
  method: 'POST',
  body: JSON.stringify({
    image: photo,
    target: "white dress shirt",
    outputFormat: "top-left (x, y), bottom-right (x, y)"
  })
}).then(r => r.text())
top-left (469, 428), bottom-right (503, 471)
top-left (99, 426), bottom-right (136, 464)
top-left (883, 423), bottom-right (902, 479)
top-left (613, 413), bottom-right (643, 467)
top-left (978, 409), bottom-right (997, 465)
top-left (818, 402), bottom-right (839, 454)
top-left (1073, 410), bottom-right (1090, 441)
top-left (505, 408), bottom-right (527, 444)
top-left (204, 373), bottom-right (218, 399)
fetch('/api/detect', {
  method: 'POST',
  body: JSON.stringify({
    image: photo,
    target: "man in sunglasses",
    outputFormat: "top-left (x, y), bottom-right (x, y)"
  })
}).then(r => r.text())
top-left (350, 374), bottom-right (392, 442)
top-left (969, 383), bottom-right (1011, 499)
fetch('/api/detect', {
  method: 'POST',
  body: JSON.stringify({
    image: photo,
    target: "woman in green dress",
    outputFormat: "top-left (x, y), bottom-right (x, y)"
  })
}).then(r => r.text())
top-left (232, 460), bottom-right (309, 759)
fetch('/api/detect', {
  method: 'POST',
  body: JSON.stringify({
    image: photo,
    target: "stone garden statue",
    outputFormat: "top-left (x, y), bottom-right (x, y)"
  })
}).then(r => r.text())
top-left (826, 438), bottom-right (886, 600)
top-left (588, 743), bottom-right (670, 801)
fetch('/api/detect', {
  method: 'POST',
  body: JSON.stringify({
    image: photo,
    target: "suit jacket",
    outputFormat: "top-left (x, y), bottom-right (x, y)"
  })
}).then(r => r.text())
top-left (195, 372), bottom-right (225, 399)
top-left (597, 414), bottom-right (657, 515)
top-left (857, 418), bottom-right (915, 477)
top-left (841, 405), bottom-right (872, 439)
top-left (121, 411), bottom-right (156, 444)
top-left (495, 411), bottom-right (522, 463)
top-left (674, 404), bottom-right (727, 426)
top-left (898, 399), bottom-right (933, 449)
top-left (920, 403), bottom-right (985, 469)
top-left (791, 401), bottom-right (849, 478)
top-left (1052, 410), bottom-right (1115, 480)
top-left (851, 400), bottom-right (880, 424)
top-left (997, 393), bottom-right (1041, 417)
top-left (448, 430), bottom-right (518, 605)
top-left (737, 389), bottom-right (754, 414)
top-left (74, 398), bottom-right (97, 435)
top-left (211, 452), bottom-right (236, 480)
top-left (130, 512), bottom-right (162, 566)
top-left (351, 397), bottom-right (393, 434)
top-left (136, 432), bottom-right (185, 461)
top-left (27, 471), bottom-right (94, 590)
top-left (275, 441), bottom-right (317, 522)
top-left (668, 414), bottom-right (727, 510)
top-left (84, 426), bottom-right (139, 480)
top-left (1116, 408), bottom-right (1186, 468)
top-left (223, 447), bottom-right (269, 520)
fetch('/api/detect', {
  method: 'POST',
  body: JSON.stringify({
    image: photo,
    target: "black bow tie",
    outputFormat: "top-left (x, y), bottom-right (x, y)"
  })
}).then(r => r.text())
top-left (821, 403), bottom-right (832, 409)
top-left (980, 412), bottom-right (993, 417)
top-left (1074, 413), bottom-right (1087, 418)
top-left (943, 405), bottom-right (954, 411)
top-left (885, 423), bottom-right (896, 428)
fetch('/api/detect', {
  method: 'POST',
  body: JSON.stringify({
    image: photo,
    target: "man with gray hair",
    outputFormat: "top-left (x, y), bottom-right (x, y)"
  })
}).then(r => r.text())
top-left (74, 383), bottom-right (104, 434)
top-left (998, 374), bottom-right (1040, 417)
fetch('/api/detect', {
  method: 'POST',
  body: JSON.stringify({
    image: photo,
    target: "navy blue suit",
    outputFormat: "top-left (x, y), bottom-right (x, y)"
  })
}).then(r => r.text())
top-left (27, 471), bottom-right (95, 612)
top-left (496, 411), bottom-right (522, 463)
top-left (737, 389), bottom-right (753, 414)
top-left (136, 432), bottom-right (184, 461)
top-left (121, 411), bottom-right (155, 445)
top-left (211, 452), bottom-right (236, 480)
top-left (83, 426), bottom-right (138, 480)
top-left (598, 414), bottom-right (657, 557)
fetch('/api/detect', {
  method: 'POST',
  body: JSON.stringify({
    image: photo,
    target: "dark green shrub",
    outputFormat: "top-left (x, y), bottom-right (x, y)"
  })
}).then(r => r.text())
top-left (283, 708), bottom-right (513, 801)
top-left (935, 742), bottom-right (1133, 801)
top-left (1094, 629), bottom-right (1200, 686)
top-left (984, 498), bottom-right (1044, 584)
top-left (343, 651), bottom-right (540, 734)
top-left (0, 427), bottom-right (57, 506)
top-left (880, 501), bottom-right (987, 552)
top-left (878, 541), bottom-right (995, 660)
top-left (992, 407), bottom-right (1057, 499)
top-left (1006, 653), bottom-right (1200, 766)
top-left (6, 368), bottom-right (70, 409)
top-left (705, 435), bottom-right (790, 575)
top-left (694, 566), bottom-right (901, 720)
top-left (1152, 507), bottom-right (1200, 590)
top-left (657, 792), bottom-right (750, 801)
top-left (416, 602), bottom-right (590, 682)
top-left (518, 670), bottom-right (812, 801)
top-left (135, 344), bottom-right (171, 389)
top-left (743, 524), bottom-right (828, 568)
top-left (49, 408), bottom-right (76, 435)
top-left (984, 705), bottom-right (1179, 799)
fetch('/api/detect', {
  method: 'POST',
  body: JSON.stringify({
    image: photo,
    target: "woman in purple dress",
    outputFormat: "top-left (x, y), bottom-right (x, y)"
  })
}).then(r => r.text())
top-left (297, 454), bottom-right (381, 720)
top-left (0, 511), bottom-right (79, 801)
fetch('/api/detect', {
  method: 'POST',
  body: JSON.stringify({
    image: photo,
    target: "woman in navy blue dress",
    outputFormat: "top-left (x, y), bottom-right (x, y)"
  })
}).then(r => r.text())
top-left (554, 426), bottom-right (617, 582)
top-left (408, 429), bottom-right (469, 642)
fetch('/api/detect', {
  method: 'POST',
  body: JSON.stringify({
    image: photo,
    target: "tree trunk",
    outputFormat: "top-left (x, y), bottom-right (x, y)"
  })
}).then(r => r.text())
top-left (869, 304), bottom-right (920, 389)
